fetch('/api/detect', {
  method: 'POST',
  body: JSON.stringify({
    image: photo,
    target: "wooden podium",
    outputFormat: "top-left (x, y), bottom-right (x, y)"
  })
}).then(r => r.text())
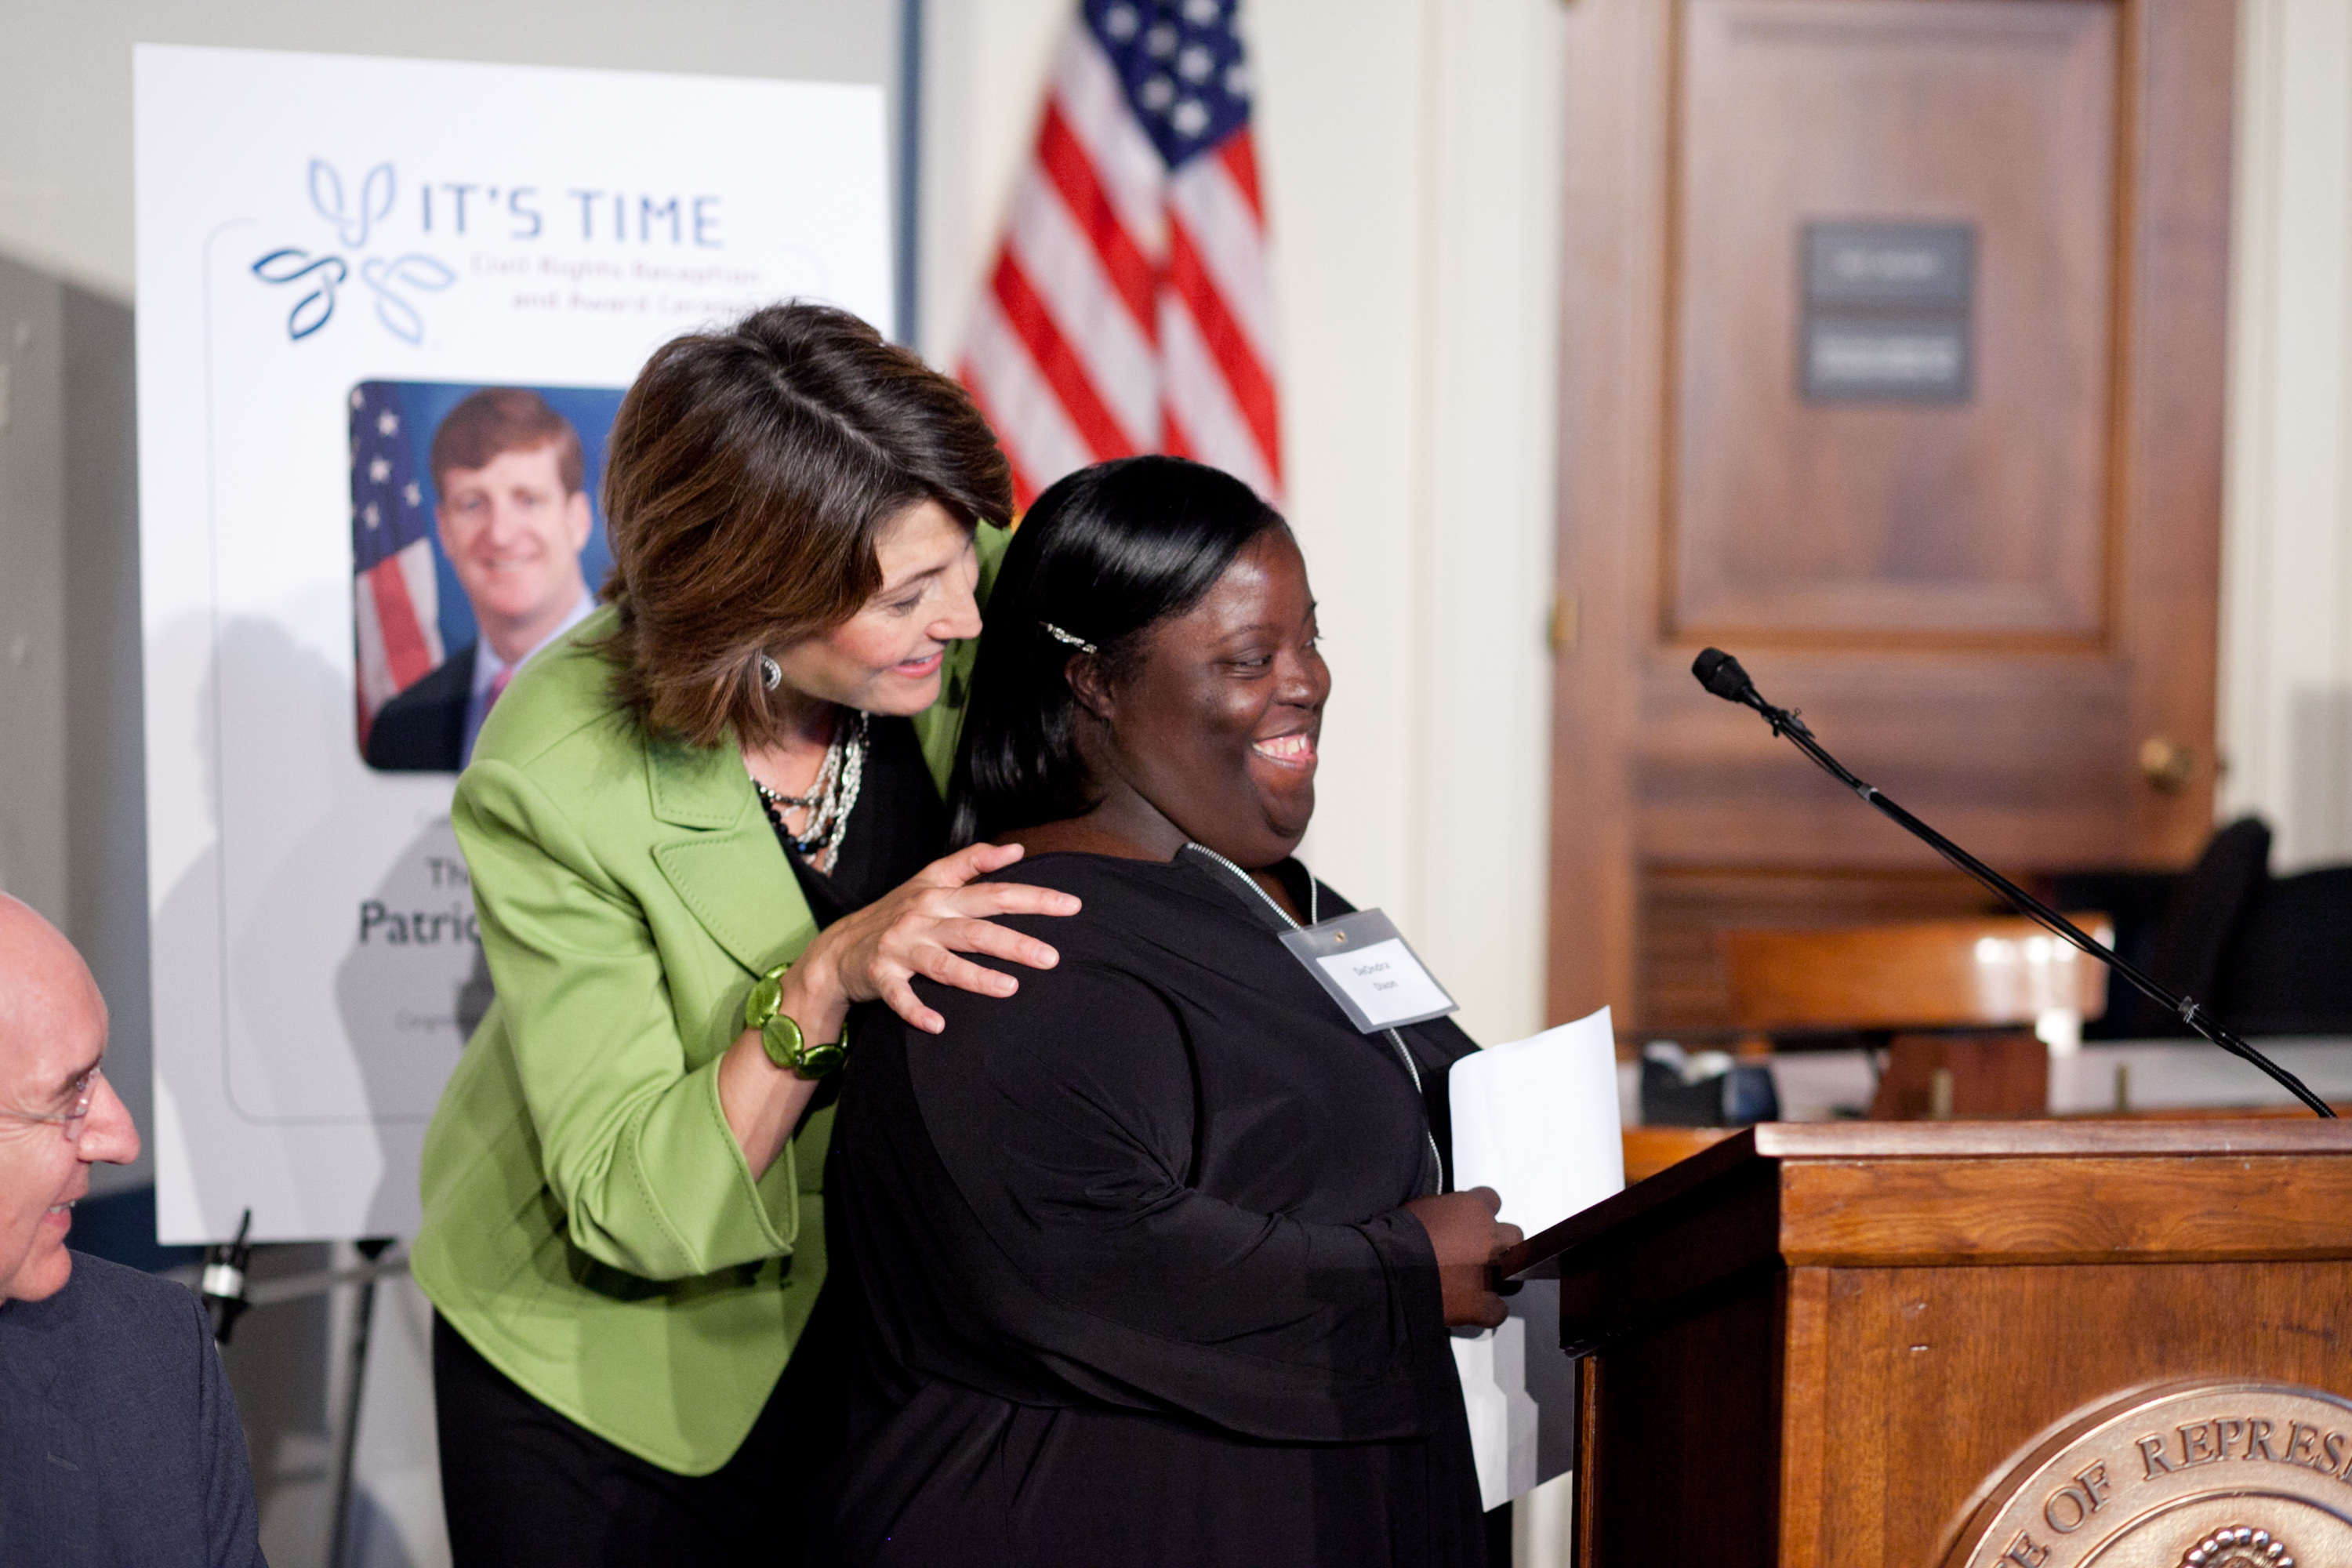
top-left (1505, 1122), bottom-right (2352, 1567)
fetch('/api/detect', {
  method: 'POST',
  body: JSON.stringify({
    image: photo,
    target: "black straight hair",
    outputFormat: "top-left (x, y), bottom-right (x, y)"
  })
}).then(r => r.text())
top-left (948, 455), bottom-right (1286, 846)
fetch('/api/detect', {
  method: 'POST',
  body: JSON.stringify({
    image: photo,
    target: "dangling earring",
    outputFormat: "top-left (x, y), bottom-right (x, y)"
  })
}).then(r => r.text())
top-left (759, 655), bottom-right (782, 691)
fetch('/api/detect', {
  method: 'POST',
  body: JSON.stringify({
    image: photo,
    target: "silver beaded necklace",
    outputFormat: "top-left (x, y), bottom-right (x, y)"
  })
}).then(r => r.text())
top-left (751, 709), bottom-right (869, 876)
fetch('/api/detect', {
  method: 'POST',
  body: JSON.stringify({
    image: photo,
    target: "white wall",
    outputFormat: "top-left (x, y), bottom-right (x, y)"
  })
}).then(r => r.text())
top-left (0, 263), bottom-right (68, 926)
top-left (916, 2), bottom-right (1067, 359)
top-left (0, 0), bottom-right (898, 303)
top-left (920, 0), bottom-right (1564, 1050)
top-left (2220, 0), bottom-right (2352, 870)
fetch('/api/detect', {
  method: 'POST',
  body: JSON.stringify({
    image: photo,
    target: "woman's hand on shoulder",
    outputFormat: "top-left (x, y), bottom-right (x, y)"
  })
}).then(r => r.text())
top-left (805, 841), bottom-right (1082, 1035)
top-left (1403, 1186), bottom-right (1525, 1330)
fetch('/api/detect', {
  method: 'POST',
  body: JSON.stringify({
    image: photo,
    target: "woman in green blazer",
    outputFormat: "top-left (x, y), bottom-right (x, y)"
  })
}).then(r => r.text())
top-left (411, 304), bottom-right (1077, 1567)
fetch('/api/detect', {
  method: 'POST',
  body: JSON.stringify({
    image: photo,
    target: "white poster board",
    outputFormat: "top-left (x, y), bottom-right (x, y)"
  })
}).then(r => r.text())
top-left (133, 44), bottom-right (890, 1243)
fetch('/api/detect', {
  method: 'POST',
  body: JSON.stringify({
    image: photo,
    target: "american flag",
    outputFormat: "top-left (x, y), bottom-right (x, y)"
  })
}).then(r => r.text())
top-left (963, 0), bottom-right (1279, 510)
top-left (349, 381), bottom-right (445, 744)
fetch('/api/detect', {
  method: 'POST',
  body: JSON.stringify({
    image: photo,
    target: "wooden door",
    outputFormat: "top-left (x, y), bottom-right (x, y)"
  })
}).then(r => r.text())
top-left (1548, 0), bottom-right (2234, 1032)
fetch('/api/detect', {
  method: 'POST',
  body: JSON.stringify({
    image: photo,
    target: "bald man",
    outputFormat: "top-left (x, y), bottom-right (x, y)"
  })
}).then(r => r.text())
top-left (0, 894), bottom-right (267, 1567)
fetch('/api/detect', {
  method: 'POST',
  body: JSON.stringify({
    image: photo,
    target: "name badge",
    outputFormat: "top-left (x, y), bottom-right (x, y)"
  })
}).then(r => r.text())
top-left (1279, 909), bottom-right (1458, 1033)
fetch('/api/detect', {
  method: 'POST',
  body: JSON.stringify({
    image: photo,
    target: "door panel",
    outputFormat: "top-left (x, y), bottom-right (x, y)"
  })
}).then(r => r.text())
top-left (1548, 0), bottom-right (2231, 1031)
top-left (1670, 1), bottom-right (2118, 647)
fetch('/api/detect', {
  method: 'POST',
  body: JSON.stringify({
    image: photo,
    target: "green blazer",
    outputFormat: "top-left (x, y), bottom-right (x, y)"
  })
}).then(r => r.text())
top-left (412, 524), bottom-right (1003, 1475)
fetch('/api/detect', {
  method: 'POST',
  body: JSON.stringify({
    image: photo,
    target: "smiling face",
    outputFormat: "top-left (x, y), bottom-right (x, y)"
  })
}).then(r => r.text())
top-left (436, 442), bottom-right (593, 662)
top-left (0, 897), bottom-right (139, 1305)
top-left (767, 499), bottom-right (982, 717)
top-left (1086, 528), bottom-right (1328, 868)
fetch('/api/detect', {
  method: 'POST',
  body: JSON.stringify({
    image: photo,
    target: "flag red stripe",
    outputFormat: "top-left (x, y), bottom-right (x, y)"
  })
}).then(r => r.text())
top-left (1218, 133), bottom-right (1264, 222)
top-left (1037, 103), bottom-right (1158, 336)
top-left (1166, 218), bottom-right (1280, 476)
top-left (366, 557), bottom-right (437, 690)
top-left (992, 251), bottom-right (1138, 464)
top-left (961, 365), bottom-right (1046, 513)
top-left (1161, 409), bottom-right (1197, 462)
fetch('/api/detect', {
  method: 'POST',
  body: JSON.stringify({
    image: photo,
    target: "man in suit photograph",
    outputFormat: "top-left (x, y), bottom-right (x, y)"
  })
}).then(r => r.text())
top-left (364, 387), bottom-right (598, 773)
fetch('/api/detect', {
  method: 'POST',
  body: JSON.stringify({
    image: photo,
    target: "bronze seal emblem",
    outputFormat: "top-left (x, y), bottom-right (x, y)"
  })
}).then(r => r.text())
top-left (2179, 1525), bottom-right (2293, 1567)
top-left (1939, 1381), bottom-right (2352, 1567)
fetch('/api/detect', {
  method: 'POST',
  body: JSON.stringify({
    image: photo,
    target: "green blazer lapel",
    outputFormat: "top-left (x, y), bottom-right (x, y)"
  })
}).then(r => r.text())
top-left (645, 739), bottom-right (814, 976)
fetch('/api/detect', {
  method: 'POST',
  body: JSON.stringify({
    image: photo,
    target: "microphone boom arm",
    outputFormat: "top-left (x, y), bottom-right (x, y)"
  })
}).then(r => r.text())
top-left (1692, 648), bottom-right (2335, 1119)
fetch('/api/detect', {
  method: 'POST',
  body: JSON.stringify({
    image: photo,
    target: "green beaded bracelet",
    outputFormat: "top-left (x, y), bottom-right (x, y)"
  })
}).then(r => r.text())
top-left (743, 967), bottom-right (848, 1079)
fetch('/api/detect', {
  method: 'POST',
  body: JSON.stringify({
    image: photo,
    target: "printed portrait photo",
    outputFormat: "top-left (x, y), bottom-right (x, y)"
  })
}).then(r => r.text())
top-left (350, 380), bottom-right (623, 771)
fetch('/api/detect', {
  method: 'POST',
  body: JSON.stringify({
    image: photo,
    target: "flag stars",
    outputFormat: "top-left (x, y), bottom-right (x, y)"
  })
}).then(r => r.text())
top-left (404, 481), bottom-right (421, 507)
top-left (362, 502), bottom-right (381, 529)
top-left (376, 409), bottom-right (400, 437)
top-left (1091, 0), bottom-right (1251, 168)
top-left (369, 456), bottom-right (392, 484)
top-left (350, 387), bottom-right (365, 410)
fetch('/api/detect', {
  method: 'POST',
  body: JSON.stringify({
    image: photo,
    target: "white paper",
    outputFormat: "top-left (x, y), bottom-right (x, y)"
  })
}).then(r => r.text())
top-left (1313, 937), bottom-right (1454, 1027)
top-left (1446, 1005), bottom-right (1625, 1509)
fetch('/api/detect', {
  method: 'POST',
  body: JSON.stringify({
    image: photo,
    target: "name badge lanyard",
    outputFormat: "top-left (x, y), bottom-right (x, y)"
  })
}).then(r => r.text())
top-left (1178, 843), bottom-right (1449, 1196)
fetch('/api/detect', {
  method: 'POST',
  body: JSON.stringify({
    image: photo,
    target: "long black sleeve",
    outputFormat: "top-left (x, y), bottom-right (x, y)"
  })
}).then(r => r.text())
top-left (880, 953), bottom-right (1449, 1442)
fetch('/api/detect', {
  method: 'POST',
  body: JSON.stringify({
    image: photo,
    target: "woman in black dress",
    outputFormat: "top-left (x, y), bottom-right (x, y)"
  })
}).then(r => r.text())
top-left (819, 456), bottom-right (1523, 1566)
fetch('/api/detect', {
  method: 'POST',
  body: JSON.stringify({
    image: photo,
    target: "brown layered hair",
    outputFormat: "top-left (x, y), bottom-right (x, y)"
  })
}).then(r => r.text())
top-left (596, 303), bottom-right (1012, 749)
top-left (430, 387), bottom-right (584, 495)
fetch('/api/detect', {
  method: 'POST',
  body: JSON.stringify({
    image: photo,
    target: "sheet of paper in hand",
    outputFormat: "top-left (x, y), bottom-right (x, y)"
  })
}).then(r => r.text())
top-left (1276, 910), bottom-right (1457, 1032)
top-left (1446, 1006), bottom-right (1624, 1509)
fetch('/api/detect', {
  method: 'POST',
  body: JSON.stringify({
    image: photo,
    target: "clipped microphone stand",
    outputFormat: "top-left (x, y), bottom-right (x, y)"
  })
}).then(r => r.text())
top-left (1690, 647), bottom-right (2336, 1119)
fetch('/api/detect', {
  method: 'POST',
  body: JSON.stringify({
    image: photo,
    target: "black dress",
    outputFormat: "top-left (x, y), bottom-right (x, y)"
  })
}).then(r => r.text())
top-left (818, 851), bottom-right (1488, 1567)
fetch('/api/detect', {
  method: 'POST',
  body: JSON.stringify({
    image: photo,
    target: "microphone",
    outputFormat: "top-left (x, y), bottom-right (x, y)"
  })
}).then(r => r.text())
top-left (1689, 648), bottom-right (2335, 1119)
top-left (1690, 647), bottom-right (1755, 705)
top-left (1692, 646), bottom-right (1810, 737)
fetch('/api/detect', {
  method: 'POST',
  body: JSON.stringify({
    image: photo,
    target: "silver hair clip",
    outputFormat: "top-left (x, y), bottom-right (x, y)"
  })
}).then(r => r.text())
top-left (1041, 622), bottom-right (1098, 655)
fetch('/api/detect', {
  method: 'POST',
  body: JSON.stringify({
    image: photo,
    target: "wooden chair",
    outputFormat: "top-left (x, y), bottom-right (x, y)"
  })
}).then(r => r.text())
top-left (1719, 915), bottom-right (2113, 1120)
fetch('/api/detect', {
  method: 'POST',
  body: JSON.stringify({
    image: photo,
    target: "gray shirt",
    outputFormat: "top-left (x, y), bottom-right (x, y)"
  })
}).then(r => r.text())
top-left (0, 1251), bottom-right (266, 1566)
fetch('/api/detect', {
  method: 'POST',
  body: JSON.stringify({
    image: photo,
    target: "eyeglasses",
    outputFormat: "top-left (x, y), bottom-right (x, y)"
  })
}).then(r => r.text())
top-left (0, 1065), bottom-right (102, 1143)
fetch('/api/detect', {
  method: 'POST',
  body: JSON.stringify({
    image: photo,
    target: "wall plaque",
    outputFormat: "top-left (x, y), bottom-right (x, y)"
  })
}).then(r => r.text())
top-left (1800, 219), bottom-right (1975, 401)
top-left (1940, 1381), bottom-right (2352, 1567)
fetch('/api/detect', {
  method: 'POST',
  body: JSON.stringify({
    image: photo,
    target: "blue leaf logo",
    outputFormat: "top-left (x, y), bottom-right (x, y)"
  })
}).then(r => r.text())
top-left (250, 249), bottom-right (349, 339)
top-left (254, 160), bottom-right (450, 344)
top-left (309, 159), bottom-right (395, 248)
top-left (360, 254), bottom-right (456, 345)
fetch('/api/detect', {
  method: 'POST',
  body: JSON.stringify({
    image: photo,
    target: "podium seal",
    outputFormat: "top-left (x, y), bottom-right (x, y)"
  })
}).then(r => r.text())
top-left (2179, 1525), bottom-right (2294, 1566)
top-left (1940, 1381), bottom-right (2352, 1567)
